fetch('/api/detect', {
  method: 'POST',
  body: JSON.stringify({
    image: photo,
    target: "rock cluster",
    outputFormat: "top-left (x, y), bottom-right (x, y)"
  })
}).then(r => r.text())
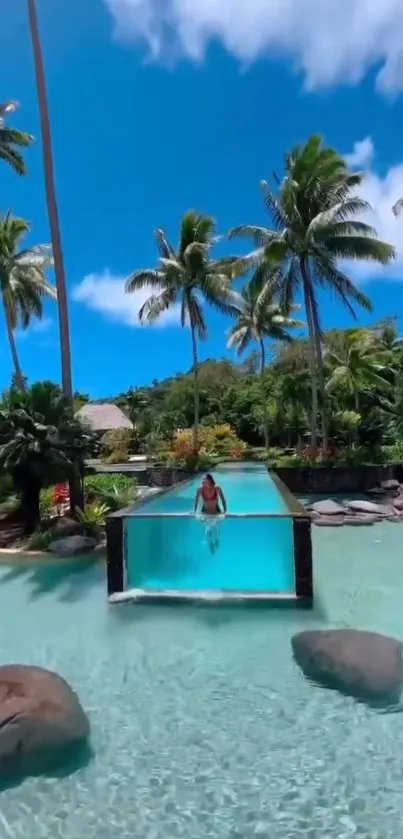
top-left (306, 481), bottom-right (403, 526)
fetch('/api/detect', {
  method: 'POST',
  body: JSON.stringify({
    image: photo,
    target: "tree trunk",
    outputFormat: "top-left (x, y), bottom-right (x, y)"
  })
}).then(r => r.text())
top-left (27, 0), bottom-right (81, 513)
top-left (27, 0), bottom-right (73, 399)
top-left (3, 298), bottom-right (26, 391)
top-left (307, 283), bottom-right (329, 449)
top-left (20, 477), bottom-right (41, 534)
top-left (190, 319), bottom-right (199, 454)
top-left (300, 258), bottom-right (318, 448)
top-left (259, 338), bottom-right (270, 450)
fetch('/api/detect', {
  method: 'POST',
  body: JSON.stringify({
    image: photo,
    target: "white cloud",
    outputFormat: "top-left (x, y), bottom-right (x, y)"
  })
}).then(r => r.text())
top-left (344, 137), bottom-right (374, 169)
top-left (342, 138), bottom-right (403, 279)
top-left (104, 0), bottom-right (403, 93)
top-left (16, 317), bottom-right (53, 340)
top-left (72, 269), bottom-right (181, 327)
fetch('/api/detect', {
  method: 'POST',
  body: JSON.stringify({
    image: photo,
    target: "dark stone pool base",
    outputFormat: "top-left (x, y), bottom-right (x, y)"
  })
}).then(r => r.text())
top-left (274, 464), bottom-right (403, 494)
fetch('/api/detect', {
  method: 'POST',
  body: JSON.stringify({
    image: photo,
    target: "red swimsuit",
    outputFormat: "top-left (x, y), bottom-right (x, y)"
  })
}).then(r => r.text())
top-left (201, 484), bottom-right (220, 513)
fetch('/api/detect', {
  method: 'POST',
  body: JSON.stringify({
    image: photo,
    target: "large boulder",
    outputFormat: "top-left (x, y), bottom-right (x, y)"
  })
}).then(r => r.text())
top-left (0, 665), bottom-right (89, 777)
top-left (51, 516), bottom-right (84, 539)
top-left (346, 500), bottom-right (394, 516)
top-left (292, 629), bottom-right (403, 704)
top-left (308, 499), bottom-right (346, 515)
top-left (49, 535), bottom-right (97, 556)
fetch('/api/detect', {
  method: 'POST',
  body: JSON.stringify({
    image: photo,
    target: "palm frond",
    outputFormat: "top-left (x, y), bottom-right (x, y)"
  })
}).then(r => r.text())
top-left (125, 269), bottom-right (165, 293)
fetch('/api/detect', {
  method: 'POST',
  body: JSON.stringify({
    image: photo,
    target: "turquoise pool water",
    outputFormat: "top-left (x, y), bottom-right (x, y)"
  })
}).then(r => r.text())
top-left (2, 521), bottom-right (403, 837)
top-left (126, 515), bottom-right (295, 592)
top-left (135, 464), bottom-right (289, 515)
top-left (126, 465), bottom-right (295, 593)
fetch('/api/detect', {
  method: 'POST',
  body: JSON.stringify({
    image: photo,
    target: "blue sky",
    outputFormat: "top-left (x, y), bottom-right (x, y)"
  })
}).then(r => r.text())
top-left (1, 0), bottom-right (403, 397)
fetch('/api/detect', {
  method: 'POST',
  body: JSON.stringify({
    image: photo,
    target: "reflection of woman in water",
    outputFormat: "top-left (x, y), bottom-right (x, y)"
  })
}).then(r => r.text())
top-left (194, 474), bottom-right (227, 554)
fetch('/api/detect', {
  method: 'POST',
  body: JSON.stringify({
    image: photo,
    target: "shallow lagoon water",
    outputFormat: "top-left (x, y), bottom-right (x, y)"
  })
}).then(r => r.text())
top-left (1, 522), bottom-right (403, 838)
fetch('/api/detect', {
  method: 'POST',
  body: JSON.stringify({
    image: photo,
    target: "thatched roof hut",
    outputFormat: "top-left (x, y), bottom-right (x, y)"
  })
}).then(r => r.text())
top-left (76, 403), bottom-right (133, 433)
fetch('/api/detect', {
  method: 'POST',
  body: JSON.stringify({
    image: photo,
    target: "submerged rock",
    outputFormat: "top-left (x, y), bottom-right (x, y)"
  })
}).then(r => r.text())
top-left (313, 516), bottom-right (345, 526)
top-left (344, 514), bottom-right (377, 525)
top-left (394, 497), bottom-right (403, 511)
top-left (49, 535), bottom-right (97, 556)
top-left (381, 479), bottom-right (400, 491)
top-left (292, 629), bottom-right (403, 704)
top-left (0, 665), bottom-right (89, 777)
top-left (309, 499), bottom-right (346, 515)
top-left (346, 500), bottom-right (394, 516)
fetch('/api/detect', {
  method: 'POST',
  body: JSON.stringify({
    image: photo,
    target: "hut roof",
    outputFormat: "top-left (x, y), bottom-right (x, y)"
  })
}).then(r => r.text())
top-left (75, 403), bottom-right (133, 432)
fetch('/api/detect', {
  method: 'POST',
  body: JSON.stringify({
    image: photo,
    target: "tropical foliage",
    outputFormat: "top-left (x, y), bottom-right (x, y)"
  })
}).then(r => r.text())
top-left (229, 135), bottom-right (395, 447)
top-left (0, 213), bottom-right (56, 389)
top-left (228, 276), bottom-right (303, 448)
top-left (126, 211), bottom-right (241, 452)
top-left (0, 382), bottom-right (97, 532)
top-left (0, 102), bottom-right (33, 174)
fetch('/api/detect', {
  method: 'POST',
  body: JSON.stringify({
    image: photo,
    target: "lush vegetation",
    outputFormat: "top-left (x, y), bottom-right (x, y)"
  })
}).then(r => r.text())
top-left (106, 319), bottom-right (403, 466)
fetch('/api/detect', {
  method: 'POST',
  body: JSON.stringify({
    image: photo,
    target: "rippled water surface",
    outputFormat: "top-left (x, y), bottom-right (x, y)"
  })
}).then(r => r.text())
top-left (1, 521), bottom-right (403, 838)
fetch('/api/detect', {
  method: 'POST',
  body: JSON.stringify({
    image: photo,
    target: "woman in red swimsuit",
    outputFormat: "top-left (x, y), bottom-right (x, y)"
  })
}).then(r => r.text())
top-left (194, 474), bottom-right (227, 553)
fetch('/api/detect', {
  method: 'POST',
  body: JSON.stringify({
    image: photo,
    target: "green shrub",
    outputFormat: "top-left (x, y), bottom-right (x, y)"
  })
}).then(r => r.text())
top-left (0, 473), bottom-right (14, 503)
top-left (25, 528), bottom-right (53, 551)
top-left (39, 486), bottom-right (54, 519)
top-left (76, 502), bottom-right (110, 537)
top-left (84, 473), bottom-right (134, 496)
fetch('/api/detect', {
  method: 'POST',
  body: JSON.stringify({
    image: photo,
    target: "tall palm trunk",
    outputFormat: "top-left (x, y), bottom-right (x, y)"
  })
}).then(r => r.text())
top-left (300, 258), bottom-right (318, 447)
top-left (190, 317), bottom-right (199, 454)
top-left (28, 0), bottom-right (82, 513)
top-left (27, 0), bottom-right (72, 399)
top-left (3, 299), bottom-right (26, 391)
top-left (259, 338), bottom-right (269, 450)
top-left (307, 283), bottom-right (329, 449)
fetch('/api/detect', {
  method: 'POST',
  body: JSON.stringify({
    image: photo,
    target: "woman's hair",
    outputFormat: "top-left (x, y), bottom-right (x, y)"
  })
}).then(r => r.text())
top-left (204, 473), bottom-right (215, 485)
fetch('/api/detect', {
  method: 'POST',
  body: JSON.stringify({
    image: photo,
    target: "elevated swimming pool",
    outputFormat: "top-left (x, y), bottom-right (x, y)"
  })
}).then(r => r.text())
top-left (106, 464), bottom-right (312, 604)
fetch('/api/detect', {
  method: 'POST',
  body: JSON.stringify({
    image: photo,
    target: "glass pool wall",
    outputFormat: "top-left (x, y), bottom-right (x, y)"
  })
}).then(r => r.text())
top-left (106, 465), bottom-right (313, 603)
top-left (125, 514), bottom-right (296, 594)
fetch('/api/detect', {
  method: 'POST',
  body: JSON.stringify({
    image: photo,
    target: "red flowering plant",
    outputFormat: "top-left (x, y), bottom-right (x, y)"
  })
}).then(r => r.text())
top-left (53, 483), bottom-right (70, 515)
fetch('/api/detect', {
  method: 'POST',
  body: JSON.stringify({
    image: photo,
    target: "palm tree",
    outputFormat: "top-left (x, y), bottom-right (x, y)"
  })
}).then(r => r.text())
top-left (0, 213), bottom-right (56, 390)
top-left (227, 277), bottom-right (302, 449)
top-left (27, 0), bottom-right (73, 399)
top-left (126, 211), bottom-right (240, 451)
top-left (325, 329), bottom-right (392, 416)
top-left (229, 135), bottom-right (395, 447)
top-left (0, 102), bottom-right (33, 174)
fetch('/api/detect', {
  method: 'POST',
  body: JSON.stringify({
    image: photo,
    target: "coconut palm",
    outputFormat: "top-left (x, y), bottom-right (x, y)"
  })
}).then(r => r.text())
top-left (227, 277), bottom-right (303, 448)
top-left (0, 213), bottom-right (56, 390)
top-left (0, 102), bottom-right (33, 175)
top-left (229, 135), bottom-right (395, 447)
top-left (325, 329), bottom-right (392, 416)
top-left (27, 0), bottom-right (73, 399)
top-left (126, 211), bottom-right (241, 451)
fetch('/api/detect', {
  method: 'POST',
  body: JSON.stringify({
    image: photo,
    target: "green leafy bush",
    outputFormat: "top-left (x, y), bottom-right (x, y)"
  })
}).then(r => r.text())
top-left (25, 528), bottom-right (53, 551)
top-left (0, 473), bottom-right (14, 503)
top-left (76, 502), bottom-right (110, 537)
top-left (39, 486), bottom-right (54, 519)
top-left (84, 473), bottom-right (134, 496)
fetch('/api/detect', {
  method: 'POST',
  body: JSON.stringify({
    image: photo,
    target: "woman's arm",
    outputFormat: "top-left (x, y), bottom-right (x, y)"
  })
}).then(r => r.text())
top-left (218, 487), bottom-right (227, 513)
top-left (194, 488), bottom-right (201, 513)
